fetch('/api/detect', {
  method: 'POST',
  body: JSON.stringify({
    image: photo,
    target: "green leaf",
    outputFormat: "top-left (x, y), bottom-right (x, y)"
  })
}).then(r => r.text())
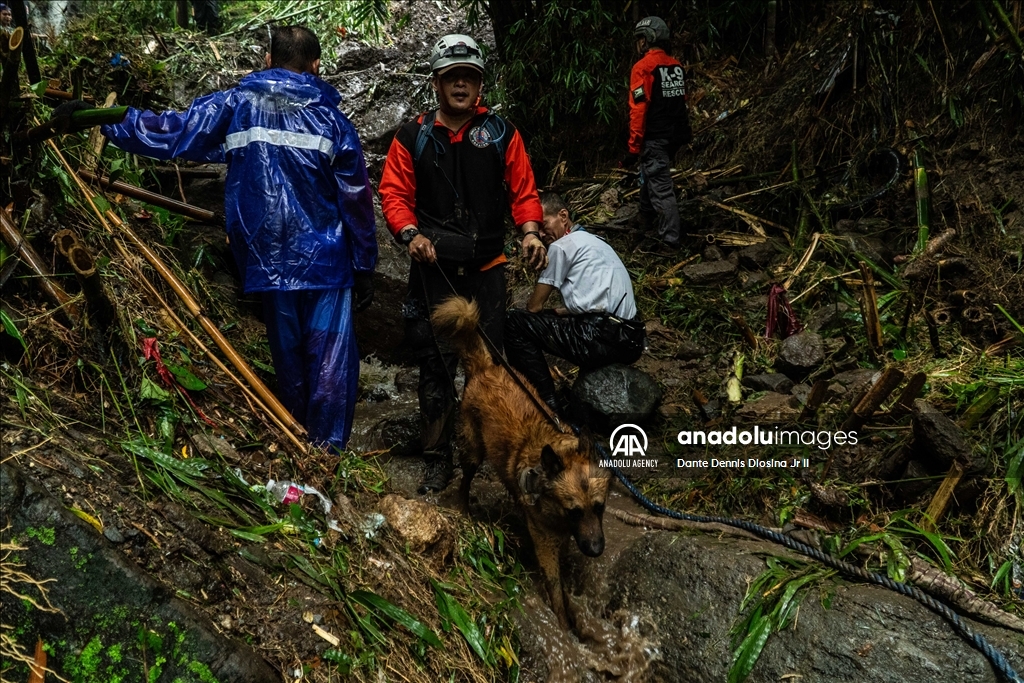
top-left (230, 529), bottom-right (267, 543)
top-left (728, 615), bottom-right (772, 683)
top-left (166, 363), bottom-right (207, 391)
top-left (140, 376), bottom-right (171, 402)
top-left (349, 590), bottom-right (443, 649)
top-left (432, 580), bottom-right (491, 664)
top-left (1, 310), bottom-right (27, 351)
top-left (92, 194), bottom-right (111, 214)
top-left (31, 80), bottom-right (48, 98)
top-left (123, 440), bottom-right (208, 479)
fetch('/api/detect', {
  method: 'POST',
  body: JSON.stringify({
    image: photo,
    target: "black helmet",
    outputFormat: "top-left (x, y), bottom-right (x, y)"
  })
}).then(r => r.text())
top-left (634, 16), bottom-right (670, 44)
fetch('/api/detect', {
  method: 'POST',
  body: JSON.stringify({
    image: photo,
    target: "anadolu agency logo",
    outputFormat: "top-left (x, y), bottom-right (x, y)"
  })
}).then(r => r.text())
top-left (601, 424), bottom-right (659, 470)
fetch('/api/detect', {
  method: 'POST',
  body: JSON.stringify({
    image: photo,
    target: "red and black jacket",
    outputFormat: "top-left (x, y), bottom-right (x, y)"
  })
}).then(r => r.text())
top-left (380, 106), bottom-right (542, 268)
top-left (628, 48), bottom-right (692, 154)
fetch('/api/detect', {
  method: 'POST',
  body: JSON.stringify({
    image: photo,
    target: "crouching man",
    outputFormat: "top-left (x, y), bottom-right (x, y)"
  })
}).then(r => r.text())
top-left (505, 192), bottom-right (646, 413)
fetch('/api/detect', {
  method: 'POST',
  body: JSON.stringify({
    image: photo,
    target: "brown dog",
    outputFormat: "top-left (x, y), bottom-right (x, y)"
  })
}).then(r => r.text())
top-left (431, 296), bottom-right (611, 628)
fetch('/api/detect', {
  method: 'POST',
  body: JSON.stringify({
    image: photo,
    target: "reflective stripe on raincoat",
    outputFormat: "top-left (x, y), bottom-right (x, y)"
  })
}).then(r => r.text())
top-left (102, 68), bottom-right (377, 293)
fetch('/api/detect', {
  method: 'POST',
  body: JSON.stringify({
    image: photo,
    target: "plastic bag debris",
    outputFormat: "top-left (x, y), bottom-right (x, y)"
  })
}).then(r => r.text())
top-left (265, 479), bottom-right (342, 532)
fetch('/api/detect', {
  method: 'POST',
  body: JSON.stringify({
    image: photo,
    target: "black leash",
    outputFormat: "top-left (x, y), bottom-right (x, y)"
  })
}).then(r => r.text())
top-left (427, 260), bottom-right (1022, 682)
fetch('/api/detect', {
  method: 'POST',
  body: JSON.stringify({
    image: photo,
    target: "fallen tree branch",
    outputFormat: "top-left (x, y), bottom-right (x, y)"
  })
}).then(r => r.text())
top-left (0, 207), bottom-right (81, 326)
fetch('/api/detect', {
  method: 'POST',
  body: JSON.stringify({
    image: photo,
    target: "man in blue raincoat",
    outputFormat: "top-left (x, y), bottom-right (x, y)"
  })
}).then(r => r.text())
top-left (101, 26), bottom-right (377, 451)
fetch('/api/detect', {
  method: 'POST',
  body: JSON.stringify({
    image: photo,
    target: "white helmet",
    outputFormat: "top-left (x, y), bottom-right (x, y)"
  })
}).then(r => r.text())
top-left (429, 34), bottom-right (484, 75)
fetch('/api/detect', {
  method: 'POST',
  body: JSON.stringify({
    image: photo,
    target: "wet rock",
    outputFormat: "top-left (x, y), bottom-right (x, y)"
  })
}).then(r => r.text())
top-left (608, 531), bottom-right (1024, 683)
top-left (191, 433), bottom-right (241, 463)
top-left (895, 459), bottom-right (934, 500)
top-left (378, 495), bottom-right (453, 561)
top-left (682, 259), bottom-right (737, 284)
top-left (735, 392), bottom-right (801, 422)
top-left (572, 364), bottom-right (662, 428)
top-left (703, 244), bottom-right (725, 261)
top-left (103, 526), bottom-right (125, 543)
top-left (911, 400), bottom-right (985, 474)
top-left (736, 240), bottom-right (779, 269)
top-left (354, 410), bottom-right (420, 458)
top-left (394, 366), bottom-right (419, 394)
top-left (335, 45), bottom-right (404, 70)
top-left (738, 270), bottom-right (769, 291)
top-left (674, 339), bottom-right (707, 361)
top-left (826, 368), bottom-right (878, 401)
top-left (791, 383), bottom-right (812, 404)
top-left (775, 331), bottom-right (824, 378)
top-left (742, 373), bottom-right (794, 394)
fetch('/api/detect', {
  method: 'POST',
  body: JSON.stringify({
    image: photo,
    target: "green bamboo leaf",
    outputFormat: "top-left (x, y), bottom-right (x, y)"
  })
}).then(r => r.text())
top-left (728, 615), bottom-right (773, 683)
top-left (230, 529), bottom-right (267, 543)
top-left (166, 363), bottom-right (207, 391)
top-left (349, 590), bottom-right (443, 649)
top-left (124, 441), bottom-right (206, 479)
top-left (0, 310), bottom-right (27, 351)
top-left (432, 581), bottom-right (491, 664)
top-left (139, 376), bottom-right (172, 403)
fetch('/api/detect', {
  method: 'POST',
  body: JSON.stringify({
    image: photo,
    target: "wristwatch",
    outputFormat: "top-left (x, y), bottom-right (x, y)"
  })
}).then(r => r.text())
top-left (399, 228), bottom-right (420, 246)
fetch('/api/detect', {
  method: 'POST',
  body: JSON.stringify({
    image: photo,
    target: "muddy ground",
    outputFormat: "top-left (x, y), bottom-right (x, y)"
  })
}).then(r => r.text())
top-left (2, 1), bottom-right (1024, 682)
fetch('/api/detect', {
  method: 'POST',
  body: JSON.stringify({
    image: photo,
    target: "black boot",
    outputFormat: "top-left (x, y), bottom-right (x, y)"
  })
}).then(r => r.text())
top-left (418, 448), bottom-right (454, 494)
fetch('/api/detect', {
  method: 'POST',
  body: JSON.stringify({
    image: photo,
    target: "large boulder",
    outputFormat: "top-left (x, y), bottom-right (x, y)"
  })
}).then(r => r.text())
top-left (682, 259), bottom-right (737, 285)
top-left (604, 531), bottom-right (1024, 683)
top-left (572, 364), bottom-right (662, 429)
top-left (776, 331), bottom-right (825, 378)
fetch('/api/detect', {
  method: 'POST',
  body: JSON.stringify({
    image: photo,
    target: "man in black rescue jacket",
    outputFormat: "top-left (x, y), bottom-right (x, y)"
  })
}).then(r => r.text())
top-left (379, 34), bottom-right (547, 493)
top-left (624, 16), bottom-right (692, 254)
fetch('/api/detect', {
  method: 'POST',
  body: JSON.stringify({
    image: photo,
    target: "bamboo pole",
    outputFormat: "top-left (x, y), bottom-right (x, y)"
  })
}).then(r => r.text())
top-left (45, 138), bottom-right (307, 440)
top-left (921, 463), bottom-right (964, 532)
top-left (79, 170), bottom-right (217, 223)
top-left (889, 372), bottom-right (927, 417)
top-left (859, 261), bottom-right (884, 355)
top-left (841, 367), bottom-right (905, 432)
top-left (0, 27), bottom-right (24, 121)
top-left (914, 149), bottom-right (930, 253)
top-left (18, 106), bottom-right (129, 145)
top-left (0, 208), bottom-right (81, 325)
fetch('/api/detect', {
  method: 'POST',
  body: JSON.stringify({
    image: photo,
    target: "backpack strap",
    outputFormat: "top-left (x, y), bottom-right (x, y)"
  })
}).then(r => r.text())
top-left (412, 110), bottom-right (509, 165)
top-left (412, 110), bottom-right (437, 163)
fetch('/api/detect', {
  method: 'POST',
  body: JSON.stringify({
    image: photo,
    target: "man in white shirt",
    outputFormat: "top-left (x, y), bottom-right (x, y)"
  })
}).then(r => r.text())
top-left (505, 192), bottom-right (646, 413)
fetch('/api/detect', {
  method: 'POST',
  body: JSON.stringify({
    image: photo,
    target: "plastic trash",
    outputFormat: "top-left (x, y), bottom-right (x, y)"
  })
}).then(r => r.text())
top-left (265, 479), bottom-right (343, 533)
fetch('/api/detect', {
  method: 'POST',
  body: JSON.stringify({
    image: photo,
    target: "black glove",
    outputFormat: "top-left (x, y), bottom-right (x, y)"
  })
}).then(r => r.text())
top-left (50, 99), bottom-right (95, 133)
top-left (620, 152), bottom-right (639, 169)
top-left (353, 271), bottom-right (374, 313)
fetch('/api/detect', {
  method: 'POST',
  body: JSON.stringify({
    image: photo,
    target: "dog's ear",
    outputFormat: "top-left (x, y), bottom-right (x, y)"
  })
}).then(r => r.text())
top-left (540, 444), bottom-right (564, 478)
top-left (518, 467), bottom-right (543, 505)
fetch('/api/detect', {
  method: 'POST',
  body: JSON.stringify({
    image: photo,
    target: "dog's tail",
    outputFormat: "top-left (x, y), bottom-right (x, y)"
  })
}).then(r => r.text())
top-left (431, 296), bottom-right (492, 375)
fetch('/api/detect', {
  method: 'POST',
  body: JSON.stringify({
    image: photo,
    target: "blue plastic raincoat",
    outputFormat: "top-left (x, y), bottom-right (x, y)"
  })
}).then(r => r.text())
top-left (102, 68), bottom-right (378, 450)
top-left (102, 68), bottom-right (377, 292)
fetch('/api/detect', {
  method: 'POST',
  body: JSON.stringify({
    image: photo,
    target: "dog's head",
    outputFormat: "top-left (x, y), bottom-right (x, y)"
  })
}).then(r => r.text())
top-left (519, 431), bottom-right (611, 557)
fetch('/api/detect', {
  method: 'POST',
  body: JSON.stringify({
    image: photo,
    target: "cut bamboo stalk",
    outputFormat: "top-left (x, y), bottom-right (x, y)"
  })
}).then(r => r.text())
top-left (45, 138), bottom-right (307, 440)
top-left (783, 232), bottom-right (820, 289)
top-left (79, 170), bottom-right (217, 223)
top-left (66, 240), bottom-right (116, 330)
top-left (858, 261), bottom-right (883, 355)
top-left (661, 253), bottom-right (700, 278)
top-left (841, 367), bottom-right (905, 431)
top-left (921, 463), bottom-right (964, 532)
top-left (730, 312), bottom-right (759, 350)
top-left (0, 27), bottom-right (24, 120)
top-left (0, 207), bottom-right (81, 325)
top-left (914, 149), bottom-right (930, 253)
top-left (84, 92), bottom-right (118, 172)
top-left (961, 306), bottom-right (986, 323)
top-left (798, 380), bottom-right (829, 422)
top-left (889, 372), bottom-right (927, 417)
top-left (18, 106), bottom-right (129, 145)
top-left (135, 272), bottom-right (307, 455)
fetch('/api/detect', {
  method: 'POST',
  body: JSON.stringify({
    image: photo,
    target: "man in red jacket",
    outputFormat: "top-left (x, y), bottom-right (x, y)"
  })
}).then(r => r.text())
top-left (625, 16), bottom-right (692, 254)
top-left (379, 34), bottom-right (546, 493)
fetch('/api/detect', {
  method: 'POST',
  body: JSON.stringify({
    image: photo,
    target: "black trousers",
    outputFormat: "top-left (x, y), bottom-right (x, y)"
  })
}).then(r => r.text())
top-left (403, 262), bottom-right (506, 454)
top-left (505, 309), bottom-right (646, 409)
top-left (639, 138), bottom-right (681, 245)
